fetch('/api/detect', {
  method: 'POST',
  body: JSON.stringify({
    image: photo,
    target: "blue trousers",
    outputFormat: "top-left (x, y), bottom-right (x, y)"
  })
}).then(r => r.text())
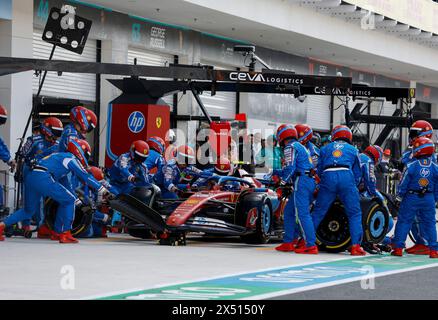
top-left (111, 182), bottom-right (134, 195)
top-left (392, 194), bottom-right (438, 250)
top-left (4, 171), bottom-right (76, 233)
top-left (312, 170), bottom-right (363, 245)
top-left (410, 216), bottom-right (427, 245)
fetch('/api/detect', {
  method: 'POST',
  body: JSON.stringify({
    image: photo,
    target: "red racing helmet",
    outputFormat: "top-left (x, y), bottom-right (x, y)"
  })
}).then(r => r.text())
top-left (409, 120), bottom-right (433, 142)
top-left (0, 105), bottom-right (7, 126)
top-left (67, 138), bottom-right (91, 168)
top-left (130, 140), bottom-right (150, 162)
top-left (88, 166), bottom-right (105, 182)
top-left (215, 158), bottom-right (231, 175)
top-left (276, 124), bottom-right (298, 146)
top-left (295, 124), bottom-right (313, 145)
top-left (40, 117), bottom-right (64, 139)
top-left (331, 125), bottom-right (353, 143)
top-left (175, 145), bottom-right (195, 164)
top-left (412, 137), bottom-right (435, 158)
top-left (70, 106), bottom-right (97, 133)
top-left (364, 145), bottom-right (384, 164)
top-left (146, 136), bottom-right (165, 155)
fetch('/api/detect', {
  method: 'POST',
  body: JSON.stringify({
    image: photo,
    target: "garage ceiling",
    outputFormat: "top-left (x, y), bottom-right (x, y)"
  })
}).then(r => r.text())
top-left (82, 0), bottom-right (438, 86)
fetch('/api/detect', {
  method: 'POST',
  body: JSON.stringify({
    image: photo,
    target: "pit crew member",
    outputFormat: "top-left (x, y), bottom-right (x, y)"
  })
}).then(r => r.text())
top-left (311, 125), bottom-right (366, 255)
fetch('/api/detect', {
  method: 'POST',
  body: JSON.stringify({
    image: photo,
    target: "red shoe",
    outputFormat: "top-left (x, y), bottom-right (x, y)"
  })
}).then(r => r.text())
top-left (59, 231), bottom-right (79, 244)
top-left (430, 250), bottom-right (438, 258)
top-left (0, 224), bottom-right (5, 241)
top-left (37, 224), bottom-right (52, 239)
top-left (295, 245), bottom-right (319, 254)
top-left (391, 248), bottom-right (403, 257)
top-left (406, 244), bottom-right (430, 255)
top-left (275, 242), bottom-right (295, 252)
top-left (295, 238), bottom-right (306, 250)
top-left (350, 244), bottom-right (366, 256)
top-left (50, 231), bottom-right (60, 241)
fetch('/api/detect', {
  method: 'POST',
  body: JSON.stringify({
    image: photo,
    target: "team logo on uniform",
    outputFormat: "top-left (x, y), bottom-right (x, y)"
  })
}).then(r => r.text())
top-left (334, 143), bottom-right (344, 149)
top-left (127, 111), bottom-right (145, 133)
top-left (156, 116), bottom-right (162, 129)
top-left (419, 178), bottom-right (429, 187)
top-left (420, 168), bottom-right (430, 177)
top-left (332, 150), bottom-right (343, 158)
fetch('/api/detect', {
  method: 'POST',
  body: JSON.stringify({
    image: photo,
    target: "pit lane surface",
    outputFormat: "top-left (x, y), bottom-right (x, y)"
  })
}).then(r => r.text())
top-left (0, 233), bottom-right (434, 300)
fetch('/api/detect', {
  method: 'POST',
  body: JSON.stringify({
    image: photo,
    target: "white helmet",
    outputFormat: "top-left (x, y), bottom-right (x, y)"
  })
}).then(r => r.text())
top-left (166, 129), bottom-right (176, 144)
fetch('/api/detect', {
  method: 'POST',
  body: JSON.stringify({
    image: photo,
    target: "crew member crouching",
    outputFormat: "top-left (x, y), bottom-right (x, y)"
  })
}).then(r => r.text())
top-left (0, 139), bottom-right (109, 243)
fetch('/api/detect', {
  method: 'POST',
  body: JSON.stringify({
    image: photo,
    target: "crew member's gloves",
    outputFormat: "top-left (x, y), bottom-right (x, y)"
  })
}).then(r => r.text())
top-left (128, 175), bottom-right (136, 183)
top-left (97, 186), bottom-right (109, 203)
top-left (8, 159), bottom-right (16, 173)
top-left (394, 196), bottom-right (402, 208)
top-left (272, 175), bottom-right (281, 186)
top-left (74, 198), bottom-right (83, 207)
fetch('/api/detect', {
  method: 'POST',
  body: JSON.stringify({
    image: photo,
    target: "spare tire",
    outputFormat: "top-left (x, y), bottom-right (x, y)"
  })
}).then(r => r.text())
top-left (45, 198), bottom-right (93, 236)
top-left (316, 198), bottom-right (389, 253)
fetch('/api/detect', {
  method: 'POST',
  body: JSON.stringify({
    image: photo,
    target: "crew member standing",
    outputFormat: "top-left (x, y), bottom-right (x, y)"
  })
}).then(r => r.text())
top-left (311, 125), bottom-right (366, 255)
top-left (391, 137), bottom-right (438, 258)
top-left (273, 124), bottom-right (317, 254)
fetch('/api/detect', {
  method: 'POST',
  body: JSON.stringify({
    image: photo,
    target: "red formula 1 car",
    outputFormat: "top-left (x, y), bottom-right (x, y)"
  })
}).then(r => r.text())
top-left (109, 171), bottom-right (288, 245)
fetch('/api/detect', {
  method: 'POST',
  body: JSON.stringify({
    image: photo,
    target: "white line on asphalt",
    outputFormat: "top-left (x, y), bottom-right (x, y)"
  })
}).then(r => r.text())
top-left (246, 262), bottom-right (438, 300)
top-left (81, 255), bottom-right (366, 300)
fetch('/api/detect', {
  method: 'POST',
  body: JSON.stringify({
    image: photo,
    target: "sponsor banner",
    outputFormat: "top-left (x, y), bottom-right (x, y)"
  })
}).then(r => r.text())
top-left (93, 255), bottom-right (438, 300)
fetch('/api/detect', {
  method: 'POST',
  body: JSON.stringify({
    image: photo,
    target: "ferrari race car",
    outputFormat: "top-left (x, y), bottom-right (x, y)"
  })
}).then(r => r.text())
top-left (37, 171), bottom-right (395, 251)
top-left (109, 174), bottom-right (287, 245)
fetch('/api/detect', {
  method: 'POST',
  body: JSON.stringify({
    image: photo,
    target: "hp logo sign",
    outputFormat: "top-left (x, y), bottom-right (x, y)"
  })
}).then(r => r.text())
top-left (127, 111), bottom-right (145, 133)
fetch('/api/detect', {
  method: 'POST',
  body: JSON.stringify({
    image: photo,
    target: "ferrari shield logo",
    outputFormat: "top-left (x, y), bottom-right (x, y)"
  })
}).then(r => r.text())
top-left (156, 117), bottom-right (162, 128)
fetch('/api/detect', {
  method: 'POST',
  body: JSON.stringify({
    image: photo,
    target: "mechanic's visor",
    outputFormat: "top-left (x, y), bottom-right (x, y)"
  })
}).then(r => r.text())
top-left (52, 126), bottom-right (63, 138)
top-left (409, 127), bottom-right (421, 141)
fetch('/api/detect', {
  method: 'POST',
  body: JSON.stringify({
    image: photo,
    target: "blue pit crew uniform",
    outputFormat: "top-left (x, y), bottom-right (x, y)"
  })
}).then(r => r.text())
top-left (0, 136), bottom-right (11, 208)
top-left (311, 140), bottom-right (363, 245)
top-left (108, 152), bottom-right (151, 195)
top-left (273, 139), bottom-right (316, 245)
top-left (358, 153), bottom-right (385, 202)
top-left (306, 141), bottom-right (320, 169)
top-left (59, 124), bottom-right (85, 152)
top-left (401, 147), bottom-right (438, 246)
top-left (392, 156), bottom-right (438, 251)
top-left (145, 149), bottom-right (165, 173)
top-left (21, 134), bottom-right (58, 226)
top-left (3, 152), bottom-right (104, 233)
top-left (191, 169), bottom-right (241, 191)
top-left (153, 160), bottom-right (206, 199)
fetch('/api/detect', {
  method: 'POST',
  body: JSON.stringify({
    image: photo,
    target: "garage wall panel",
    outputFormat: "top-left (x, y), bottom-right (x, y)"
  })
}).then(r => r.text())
top-left (32, 30), bottom-right (97, 101)
top-left (305, 95), bottom-right (331, 131)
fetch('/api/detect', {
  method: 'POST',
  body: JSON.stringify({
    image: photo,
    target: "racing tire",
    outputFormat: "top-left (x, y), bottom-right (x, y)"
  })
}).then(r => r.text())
top-left (44, 198), bottom-right (94, 236)
top-left (125, 221), bottom-right (154, 239)
top-left (240, 197), bottom-right (273, 244)
top-left (316, 198), bottom-right (389, 253)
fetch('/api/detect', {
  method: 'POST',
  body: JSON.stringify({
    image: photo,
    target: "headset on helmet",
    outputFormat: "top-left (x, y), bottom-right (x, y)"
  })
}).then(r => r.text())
top-left (70, 106), bottom-right (97, 133)
top-left (295, 124), bottom-right (313, 145)
top-left (0, 105), bottom-right (7, 126)
top-left (364, 145), bottom-right (384, 164)
top-left (67, 138), bottom-right (91, 168)
top-left (412, 137), bottom-right (435, 158)
top-left (40, 117), bottom-right (64, 140)
top-left (276, 124), bottom-right (298, 146)
top-left (130, 140), bottom-right (150, 162)
top-left (146, 136), bottom-right (165, 155)
top-left (88, 166), bottom-right (105, 182)
top-left (331, 125), bottom-right (353, 143)
top-left (409, 120), bottom-right (433, 143)
top-left (215, 158), bottom-right (231, 175)
top-left (175, 145), bottom-right (195, 165)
